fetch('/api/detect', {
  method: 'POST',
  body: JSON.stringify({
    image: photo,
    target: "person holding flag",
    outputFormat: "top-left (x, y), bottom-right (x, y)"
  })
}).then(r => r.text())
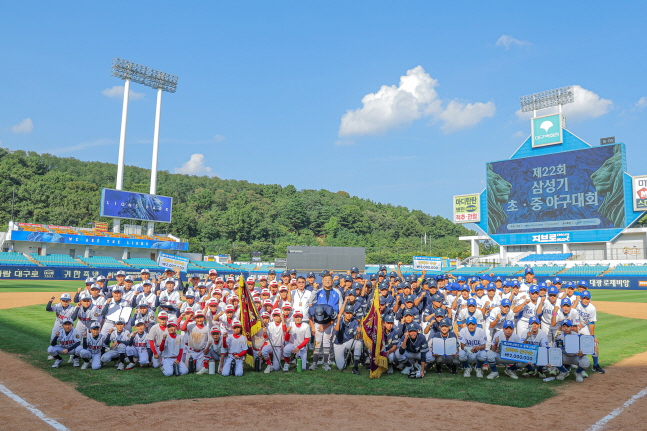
top-left (360, 284), bottom-right (389, 378)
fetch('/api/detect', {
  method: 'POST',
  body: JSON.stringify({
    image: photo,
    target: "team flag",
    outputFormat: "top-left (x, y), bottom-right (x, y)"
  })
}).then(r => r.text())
top-left (360, 288), bottom-right (388, 378)
top-left (236, 276), bottom-right (262, 367)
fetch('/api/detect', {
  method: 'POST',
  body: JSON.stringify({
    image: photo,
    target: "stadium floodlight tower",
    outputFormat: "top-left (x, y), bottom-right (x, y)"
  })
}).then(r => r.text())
top-left (519, 85), bottom-right (574, 117)
top-left (111, 58), bottom-right (178, 234)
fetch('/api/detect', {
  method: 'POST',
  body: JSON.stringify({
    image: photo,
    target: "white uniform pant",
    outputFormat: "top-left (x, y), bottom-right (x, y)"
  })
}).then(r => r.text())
top-left (562, 354), bottom-right (590, 369)
top-left (185, 348), bottom-right (206, 371)
top-left (261, 344), bottom-right (284, 370)
top-left (47, 345), bottom-right (80, 357)
top-left (75, 321), bottom-right (91, 337)
top-left (283, 343), bottom-right (307, 370)
top-left (126, 347), bottom-right (150, 365)
top-left (313, 323), bottom-right (333, 351)
top-left (458, 349), bottom-right (487, 365)
top-left (101, 344), bottom-right (127, 363)
top-left (222, 355), bottom-right (244, 376)
top-left (333, 338), bottom-right (362, 370)
top-left (79, 350), bottom-right (102, 369)
top-left (100, 320), bottom-right (116, 337)
top-left (516, 320), bottom-right (530, 336)
top-left (162, 357), bottom-right (188, 376)
top-left (540, 322), bottom-right (558, 344)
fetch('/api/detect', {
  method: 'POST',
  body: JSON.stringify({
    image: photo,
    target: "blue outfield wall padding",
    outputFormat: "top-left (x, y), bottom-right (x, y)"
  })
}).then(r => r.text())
top-left (495, 275), bottom-right (647, 290)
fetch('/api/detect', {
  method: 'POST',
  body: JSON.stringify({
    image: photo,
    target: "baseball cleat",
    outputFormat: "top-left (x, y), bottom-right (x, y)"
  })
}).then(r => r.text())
top-left (47, 355), bottom-right (54, 360)
top-left (125, 363), bottom-right (136, 370)
top-left (195, 367), bottom-right (208, 374)
top-left (309, 363), bottom-right (317, 371)
top-left (575, 372), bottom-right (584, 382)
top-left (387, 365), bottom-right (393, 374)
top-left (475, 368), bottom-right (483, 378)
top-left (73, 358), bottom-right (80, 367)
top-left (317, 358), bottom-right (324, 365)
top-left (556, 371), bottom-right (570, 381)
top-left (537, 372), bottom-right (547, 378)
top-left (322, 364), bottom-right (331, 371)
top-left (504, 368), bottom-right (518, 379)
top-left (80, 362), bottom-right (89, 370)
top-left (264, 364), bottom-right (273, 374)
top-left (401, 366), bottom-right (412, 375)
top-left (52, 359), bottom-right (63, 368)
top-left (487, 371), bottom-right (499, 379)
top-left (68, 356), bottom-right (74, 364)
top-left (117, 363), bottom-right (125, 371)
top-left (593, 365), bottom-right (605, 374)
top-left (351, 367), bottom-right (360, 375)
top-left (582, 371), bottom-right (588, 378)
top-left (463, 367), bottom-right (471, 378)
top-left (451, 365), bottom-right (458, 375)
top-left (282, 363), bottom-right (290, 372)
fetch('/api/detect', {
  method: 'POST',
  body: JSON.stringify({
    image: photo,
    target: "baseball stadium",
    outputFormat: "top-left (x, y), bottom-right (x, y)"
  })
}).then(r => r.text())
top-left (3, 4), bottom-right (647, 431)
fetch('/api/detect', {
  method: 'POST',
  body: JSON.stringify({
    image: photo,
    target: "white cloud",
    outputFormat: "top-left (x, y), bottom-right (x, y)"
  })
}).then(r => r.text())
top-left (214, 134), bottom-right (226, 142)
top-left (495, 35), bottom-right (531, 50)
top-left (516, 85), bottom-right (612, 121)
top-left (636, 97), bottom-right (647, 109)
top-left (338, 66), bottom-right (494, 137)
top-left (11, 118), bottom-right (33, 134)
top-left (50, 139), bottom-right (113, 155)
top-left (174, 153), bottom-right (214, 176)
top-left (102, 85), bottom-right (145, 100)
top-left (437, 100), bottom-right (496, 133)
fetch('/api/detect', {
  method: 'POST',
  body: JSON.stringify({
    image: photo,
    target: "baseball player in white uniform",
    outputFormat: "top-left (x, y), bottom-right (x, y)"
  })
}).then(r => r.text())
top-left (148, 311), bottom-right (170, 369)
top-left (79, 321), bottom-right (107, 370)
top-left (458, 316), bottom-right (487, 378)
top-left (554, 319), bottom-right (590, 382)
top-left (159, 321), bottom-right (188, 376)
top-left (100, 319), bottom-right (131, 370)
top-left (48, 318), bottom-right (82, 368)
top-left (513, 285), bottom-right (544, 335)
top-left (126, 319), bottom-right (150, 369)
top-left (486, 320), bottom-right (522, 379)
top-left (282, 310), bottom-right (311, 371)
top-left (261, 308), bottom-right (288, 373)
top-left (222, 320), bottom-right (247, 377)
top-left (577, 291), bottom-right (605, 374)
top-left (181, 310), bottom-right (210, 373)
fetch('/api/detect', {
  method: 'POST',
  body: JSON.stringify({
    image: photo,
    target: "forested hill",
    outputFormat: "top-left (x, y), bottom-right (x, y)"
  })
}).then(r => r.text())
top-left (0, 148), bottom-right (476, 262)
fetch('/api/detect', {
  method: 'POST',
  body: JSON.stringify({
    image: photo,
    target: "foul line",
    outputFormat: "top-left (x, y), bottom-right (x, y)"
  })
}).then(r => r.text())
top-left (0, 382), bottom-right (69, 430)
top-left (586, 386), bottom-right (647, 431)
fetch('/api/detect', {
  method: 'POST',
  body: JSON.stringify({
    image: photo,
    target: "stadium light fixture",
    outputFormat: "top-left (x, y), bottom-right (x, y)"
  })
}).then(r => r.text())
top-left (520, 86), bottom-right (574, 116)
top-left (110, 58), bottom-right (178, 235)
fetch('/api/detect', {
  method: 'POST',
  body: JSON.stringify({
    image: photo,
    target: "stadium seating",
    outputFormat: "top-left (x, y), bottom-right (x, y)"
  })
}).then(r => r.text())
top-left (233, 263), bottom-right (257, 271)
top-left (559, 264), bottom-right (609, 277)
top-left (488, 266), bottom-right (525, 276)
top-left (30, 253), bottom-right (81, 267)
top-left (449, 266), bottom-right (491, 276)
top-left (124, 258), bottom-right (159, 269)
top-left (519, 253), bottom-right (573, 262)
top-left (527, 265), bottom-right (566, 276)
top-left (192, 261), bottom-right (235, 271)
top-left (604, 264), bottom-right (647, 277)
top-left (78, 256), bottom-right (130, 268)
top-left (254, 264), bottom-right (275, 272)
top-left (0, 252), bottom-right (38, 266)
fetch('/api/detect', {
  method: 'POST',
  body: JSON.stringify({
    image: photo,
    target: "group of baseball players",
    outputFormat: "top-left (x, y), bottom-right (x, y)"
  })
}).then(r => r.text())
top-left (45, 264), bottom-right (604, 382)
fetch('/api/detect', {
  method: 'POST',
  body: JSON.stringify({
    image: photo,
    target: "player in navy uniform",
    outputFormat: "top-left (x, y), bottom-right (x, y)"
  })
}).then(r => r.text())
top-left (308, 303), bottom-right (337, 371)
top-left (396, 322), bottom-right (429, 377)
top-left (333, 304), bottom-right (363, 374)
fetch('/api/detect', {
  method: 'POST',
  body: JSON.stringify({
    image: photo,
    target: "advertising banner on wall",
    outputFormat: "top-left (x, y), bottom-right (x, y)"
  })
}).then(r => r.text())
top-left (10, 230), bottom-right (188, 251)
top-left (453, 194), bottom-right (481, 224)
top-left (0, 266), bottom-right (249, 281)
top-left (100, 188), bottom-right (173, 223)
top-left (632, 175), bottom-right (647, 212)
top-left (486, 144), bottom-right (626, 241)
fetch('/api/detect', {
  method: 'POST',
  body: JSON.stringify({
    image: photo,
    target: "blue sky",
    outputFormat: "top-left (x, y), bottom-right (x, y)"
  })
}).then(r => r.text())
top-left (2, 2), bottom-right (646, 228)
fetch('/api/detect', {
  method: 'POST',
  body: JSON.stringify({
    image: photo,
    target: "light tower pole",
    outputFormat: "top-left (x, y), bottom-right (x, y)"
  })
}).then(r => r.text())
top-left (110, 58), bottom-right (178, 235)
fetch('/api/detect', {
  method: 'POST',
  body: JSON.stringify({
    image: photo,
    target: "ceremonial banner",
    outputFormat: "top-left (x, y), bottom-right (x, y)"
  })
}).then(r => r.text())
top-left (237, 276), bottom-right (262, 367)
top-left (360, 290), bottom-right (388, 378)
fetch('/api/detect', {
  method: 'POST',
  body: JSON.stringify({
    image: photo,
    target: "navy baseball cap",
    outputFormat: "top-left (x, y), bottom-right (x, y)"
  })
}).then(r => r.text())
top-left (431, 294), bottom-right (443, 302)
top-left (268, 269), bottom-right (276, 275)
top-left (439, 318), bottom-right (451, 327)
top-left (502, 320), bottom-right (515, 329)
top-left (307, 272), bottom-right (315, 278)
top-left (405, 295), bottom-right (415, 303)
top-left (379, 283), bottom-right (388, 290)
top-left (529, 317), bottom-right (540, 325)
top-left (466, 316), bottom-right (477, 325)
top-left (289, 269), bottom-right (296, 274)
top-left (379, 297), bottom-right (388, 305)
top-left (435, 308), bottom-right (447, 317)
top-left (501, 298), bottom-right (512, 307)
top-left (390, 271), bottom-right (398, 278)
top-left (406, 322), bottom-right (421, 332)
top-left (370, 274), bottom-right (377, 280)
top-left (344, 305), bottom-right (355, 314)
top-left (344, 275), bottom-right (353, 282)
top-left (383, 314), bottom-right (395, 323)
top-left (345, 290), bottom-right (356, 298)
top-left (403, 309), bottom-right (414, 316)
top-left (351, 266), bottom-right (359, 273)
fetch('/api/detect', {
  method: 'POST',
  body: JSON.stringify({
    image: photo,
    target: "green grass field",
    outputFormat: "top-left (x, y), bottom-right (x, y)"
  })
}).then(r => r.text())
top-left (0, 279), bottom-right (83, 292)
top-left (1, 302), bottom-right (646, 408)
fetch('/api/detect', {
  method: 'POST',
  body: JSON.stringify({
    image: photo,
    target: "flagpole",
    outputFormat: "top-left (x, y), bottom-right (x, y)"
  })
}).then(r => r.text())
top-left (239, 277), bottom-right (281, 366)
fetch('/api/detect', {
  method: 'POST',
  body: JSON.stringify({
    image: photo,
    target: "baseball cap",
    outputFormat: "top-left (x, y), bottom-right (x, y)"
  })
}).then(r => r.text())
top-left (307, 272), bottom-right (315, 278)
top-left (351, 266), bottom-right (359, 273)
top-left (164, 278), bottom-right (175, 284)
top-left (124, 275), bottom-right (134, 282)
top-left (553, 277), bottom-right (562, 284)
top-left (501, 298), bottom-right (512, 307)
top-left (561, 298), bottom-right (572, 306)
top-left (486, 283), bottom-right (496, 291)
top-left (466, 298), bottom-right (477, 306)
top-left (538, 282), bottom-right (548, 290)
top-left (138, 303), bottom-right (149, 308)
top-left (383, 314), bottom-right (395, 323)
top-left (279, 285), bottom-right (288, 292)
top-left (405, 295), bottom-right (415, 303)
top-left (167, 321), bottom-right (178, 327)
top-left (293, 310), bottom-right (303, 317)
top-left (547, 286), bottom-right (559, 295)
top-left (434, 308), bottom-right (447, 317)
top-left (439, 318), bottom-right (451, 327)
top-left (246, 277), bottom-right (256, 284)
top-left (259, 275), bottom-right (267, 281)
top-left (194, 310), bottom-right (204, 316)
top-left (289, 279), bottom-right (297, 285)
top-left (457, 276), bottom-right (466, 282)
top-left (502, 320), bottom-right (515, 329)
top-left (140, 268), bottom-right (150, 274)
top-left (225, 304), bottom-right (235, 311)
top-left (480, 274), bottom-right (492, 282)
top-left (158, 311), bottom-right (169, 319)
top-left (524, 267), bottom-right (534, 275)
top-left (115, 318), bottom-right (126, 324)
top-left (96, 275), bottom-right (106, 281)
top-left (226, 276), bottom-right (235, 282)
top-left (268, 269), bottom-right (275, 275)
top-left (403, 309), bottom-right (414, 317)
top-left (263, 299), bottom-right (273, 306)
top-left (269, 280), bottom-right (279, 287)
top-left (85, 277), bottom-right (94, 284)
top-left (60, 293), bottom-right (71, 300)
top-left (79, 292), bottom-right (91, 301)
top-left (116, 270), bottom-right (126, 276)
top-left (529, 285), bottom-right (540, 294)
top-left (461, 285), bottom-right (470, 292)
top-left (344, 305), bottom-right (355, 314)
top-left (90, 283), bottom-right (100, 290)
top-left (61, 318), bottom-right (73, 325)
top-left (111, 286), bottom-right (123, 293)
top-left (143, 280), bottom-right (152, 286)
top-left (529, 317), bottom-right (540, 325)
top-left (581, 291), bottom-right (592, 299)
top-left (577, 280), bottom-right (589, 288)
top-left (215, 277), bottom-right (224, 283)
top-left (344, 275), bottom-right (352, 282)
top-left (271, 308), bottom-right (281, 315)
top-left (466, 316), bottom-right (477, 325)
top-left (90, 321), bottom-right (101, 329)
top-left (210, 327), bottom-right (222, 334)
top-left (281, 302), bottom-right (292, 309)
top-left (562, 319), bottom-right (573, 327)
top-left (232, 320), bottom-right (242, 328)
top-left (406, 323), bottom-right (421, 332)
top-left (184, 290), bottom-right (195, 298)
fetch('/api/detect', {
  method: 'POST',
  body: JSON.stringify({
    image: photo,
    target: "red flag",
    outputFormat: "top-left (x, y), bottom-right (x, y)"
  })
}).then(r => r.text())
top-left (237, 276), bottom-right (261, 367)
top-left (361, 290), bottom-right (388, 378)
